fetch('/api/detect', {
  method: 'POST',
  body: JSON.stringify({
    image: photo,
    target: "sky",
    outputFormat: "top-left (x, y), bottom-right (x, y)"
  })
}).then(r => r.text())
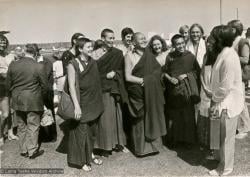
top-left (0, 0), bottom-right (250, 44)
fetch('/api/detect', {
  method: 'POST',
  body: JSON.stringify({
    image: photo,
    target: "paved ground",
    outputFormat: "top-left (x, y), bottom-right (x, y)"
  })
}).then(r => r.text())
top-left (1, 97), bottom-right (250, 176)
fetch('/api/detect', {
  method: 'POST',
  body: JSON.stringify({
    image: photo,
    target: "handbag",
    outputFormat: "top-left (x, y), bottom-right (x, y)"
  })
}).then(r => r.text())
top-left (41, 109), bottom-right (54, 127)
top-left (209, 109), bottom-right (220, 150)
top-left (57, 59), bottom-right (81, 120)
top-left (209, 109), bottom-right (228, 150)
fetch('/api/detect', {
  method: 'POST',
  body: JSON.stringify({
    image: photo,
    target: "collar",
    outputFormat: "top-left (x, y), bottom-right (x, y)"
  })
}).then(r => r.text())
top-left (133, 48), bottom-right (144, 56)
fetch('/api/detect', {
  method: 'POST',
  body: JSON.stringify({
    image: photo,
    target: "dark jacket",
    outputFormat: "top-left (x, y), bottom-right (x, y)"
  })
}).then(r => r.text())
top-left (6, 56), bottom-right (48, 112)
top-left (39, 57), bottom-right (55, 113)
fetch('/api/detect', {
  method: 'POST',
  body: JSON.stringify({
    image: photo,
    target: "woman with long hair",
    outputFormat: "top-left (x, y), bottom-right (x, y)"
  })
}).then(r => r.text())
top-left (208, 25), bottom-right (244, 176)
top-left (148, 35), bottom-right (169, 66)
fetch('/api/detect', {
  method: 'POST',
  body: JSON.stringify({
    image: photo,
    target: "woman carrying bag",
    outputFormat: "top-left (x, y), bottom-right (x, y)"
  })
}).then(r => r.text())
top-left (66, 37), bottom-right (104, 171)
top-left (208, 25), bottom-right (244, 176)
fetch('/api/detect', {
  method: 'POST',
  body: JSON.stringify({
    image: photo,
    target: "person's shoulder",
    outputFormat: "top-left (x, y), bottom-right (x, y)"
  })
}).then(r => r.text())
top-left (61, 50), bottom-right (73, 58)
top-left (239, 38), bottom-right (249, 45)
top-left (185, 50), bottom-right (195, 56)
top-left (112, 47), bottom-right (123, 55)
top-left (68, 58), bottom-right (79, 68)
top-left (116, 43), bottom-right (125, 49)
top-left (6, 53), bottom-right (15, 60)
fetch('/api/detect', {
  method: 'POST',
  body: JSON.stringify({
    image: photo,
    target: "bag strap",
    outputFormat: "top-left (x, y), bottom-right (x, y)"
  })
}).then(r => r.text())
top-left (75, 58), bottom-right (84, 72)
top-left (72, 59), bottom-right (81, 102)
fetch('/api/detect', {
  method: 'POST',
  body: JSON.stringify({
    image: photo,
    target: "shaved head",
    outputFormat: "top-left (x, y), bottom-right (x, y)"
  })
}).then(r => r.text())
top-left (132, 32), bottom-right (144, 42)
top-left (132, 32), bottom-right (147, 49)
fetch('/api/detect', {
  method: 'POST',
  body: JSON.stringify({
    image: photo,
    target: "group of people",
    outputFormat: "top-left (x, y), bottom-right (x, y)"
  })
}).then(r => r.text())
top-left (0, 19), bottom-right (250, 176)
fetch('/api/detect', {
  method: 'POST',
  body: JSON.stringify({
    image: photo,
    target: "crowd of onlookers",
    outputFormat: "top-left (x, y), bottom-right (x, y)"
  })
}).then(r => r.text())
top-left (0, 19), bottom-right (250, 175)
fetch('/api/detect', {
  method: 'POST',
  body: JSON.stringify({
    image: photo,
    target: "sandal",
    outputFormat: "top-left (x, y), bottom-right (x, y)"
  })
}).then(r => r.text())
top-left (92, 157), bottom-right (103, 165)
top-left (82, 164), bottom-right (92, 172)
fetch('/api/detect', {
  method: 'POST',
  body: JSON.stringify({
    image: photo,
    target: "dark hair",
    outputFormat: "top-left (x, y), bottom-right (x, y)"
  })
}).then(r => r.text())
top-left (179, 25), bottom-right (189, 34)
top-left (246, 27), bottom-right (250, 38)
top-left (101, 28), bottom-right (114, 38)
top-left (227, 20), bottom-right (243, 36)
top-left (25, 43), bottom-right (41, 56)
top-left (148, 35), bottom-right (168, 54)
top-left (93, 39), bottom-right (109, 50)
top-left (0, 35), bottom-right (9, 48)
top-left (220, 26), bottom-right (237, 48)
top-left (205, 26), bottom-right (222, 66)
top-left (75, 37), bottom-right (92, 57)
top-left (212, 25), bottom-right (237, 54)
top-left (171, 34), bottom-right (184, 46)
top-left (121, 27), bottom-right (134, 40)
top-left (190, 23), bottom-right (204, 36)
top-left (71, 33), bottom-right (84, 47)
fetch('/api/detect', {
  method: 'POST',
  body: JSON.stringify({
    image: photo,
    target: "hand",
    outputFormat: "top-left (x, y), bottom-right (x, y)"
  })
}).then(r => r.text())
top-left (74, 105), bottom-right (82, 121)
top-left (205, 91), bottom-right (212, 98)
top-left (0, 73), bottom-right (7, 79)
top-left (106, 71), bottom-right (116, 79)
top-left (178, 74), bottom-right (187, 81)
top-left (169, 77), bottom-right (179, 85)
top-left (210, 100), bottom-right (217, 115)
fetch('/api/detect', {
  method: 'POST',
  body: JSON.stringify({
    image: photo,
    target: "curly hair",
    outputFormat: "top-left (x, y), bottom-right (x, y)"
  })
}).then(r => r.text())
top-left (148, 35), bottom-right (168, 54)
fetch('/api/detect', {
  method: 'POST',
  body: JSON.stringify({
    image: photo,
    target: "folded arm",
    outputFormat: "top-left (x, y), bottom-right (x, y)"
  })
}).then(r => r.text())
top-left (124, 53), bottom-right (143, 84)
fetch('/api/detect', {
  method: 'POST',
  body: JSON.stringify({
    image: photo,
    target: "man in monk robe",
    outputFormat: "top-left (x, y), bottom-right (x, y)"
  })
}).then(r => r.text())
top-left (163, 34), bottom-right (200, 149)
top-left (94, 28), bottom-right (128, 156)
top-left (125, 32), bottom-right (166, 157)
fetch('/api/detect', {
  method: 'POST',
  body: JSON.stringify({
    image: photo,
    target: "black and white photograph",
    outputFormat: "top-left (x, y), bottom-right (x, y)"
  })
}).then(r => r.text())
top-left (0, 0), bottom-right (250, 176)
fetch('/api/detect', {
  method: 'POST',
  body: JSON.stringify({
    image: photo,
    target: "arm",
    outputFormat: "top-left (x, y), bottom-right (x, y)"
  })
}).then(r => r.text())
top-left (5, 63), bottom-right (13, 97)
top-left (239, 44), bottom-right (250, 64)
top-left (107, 51), bottom-right (124, 79)
top-left (162, 55), bottom-right (179, 85)
top-left (67, 63), bottom-right (81, 120)
top-left (212, 57), bottom-right (234, 103)
top-left (124, 53), bottom-right (143, 84)
top-left (200, 72), bottom-right (212, 97)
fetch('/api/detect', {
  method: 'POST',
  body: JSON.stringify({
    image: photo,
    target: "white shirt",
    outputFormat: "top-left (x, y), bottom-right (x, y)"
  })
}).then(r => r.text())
top-left (53, 60), bottom-right (65, 92)
top-left (116, 43), bottom-right (134, 56)
top-left (211, 47), bottom-right (244, 118)
top-left (186, 38), bottom-right (206, 68)
top-left (0, 53), bottom-right (15, 74)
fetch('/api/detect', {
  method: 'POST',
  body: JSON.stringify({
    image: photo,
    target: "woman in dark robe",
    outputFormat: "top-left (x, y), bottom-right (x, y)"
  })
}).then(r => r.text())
top-left (66, 37), bottom-right (104, 171)
top-left (163, 34), bottom-right (200, 148)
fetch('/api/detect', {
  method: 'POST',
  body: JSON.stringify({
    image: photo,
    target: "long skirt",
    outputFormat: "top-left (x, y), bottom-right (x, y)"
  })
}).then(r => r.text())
top-left (94, 93), bottom-right (126, 151)
top-left (167, 103), bottom-right (196, 144)
top-left (197, 113), bottom-right (210, 148)
top-left (67, 119), bottom-right (97, 168)
top-left (131, 116), bottom-right (161, 156)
